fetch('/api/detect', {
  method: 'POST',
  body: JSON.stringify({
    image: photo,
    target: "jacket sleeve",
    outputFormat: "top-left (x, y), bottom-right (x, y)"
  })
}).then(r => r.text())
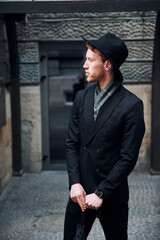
top-left (97, 100), bottom-right (145, 199)
top-left (66, 91), bottom-right (81, 189)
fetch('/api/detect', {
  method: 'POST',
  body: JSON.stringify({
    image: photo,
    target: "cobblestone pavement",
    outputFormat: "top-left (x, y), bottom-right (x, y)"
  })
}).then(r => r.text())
top-left (0, 168), bottom-right (160, 240)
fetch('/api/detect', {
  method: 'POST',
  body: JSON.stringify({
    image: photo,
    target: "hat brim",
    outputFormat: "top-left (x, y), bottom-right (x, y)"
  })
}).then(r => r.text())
top-left (82, 36), bottom-right (123, 82)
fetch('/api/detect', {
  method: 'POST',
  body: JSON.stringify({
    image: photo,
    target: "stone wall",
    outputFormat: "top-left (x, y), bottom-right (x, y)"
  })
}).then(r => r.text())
top-left (16, 12), bottom-right (155, 171)
top-left (16, 11), bottom-right (156, 83)
top-left (0, 18), bottom-right (12, 194)
top-left (0, 90), bottom-right (12, 194)
top-left (124, 84), bottom-right (152, 169)
top-left (20, 86), bottom-right (42, 173)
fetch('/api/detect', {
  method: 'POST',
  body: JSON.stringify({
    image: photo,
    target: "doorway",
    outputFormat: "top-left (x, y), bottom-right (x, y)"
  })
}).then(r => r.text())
top-left (40, 41), bottom-right (86, 170)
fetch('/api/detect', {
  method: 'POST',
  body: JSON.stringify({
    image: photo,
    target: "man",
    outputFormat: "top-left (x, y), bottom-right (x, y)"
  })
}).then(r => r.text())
top-left (64, 32), bottom-right (145, 240)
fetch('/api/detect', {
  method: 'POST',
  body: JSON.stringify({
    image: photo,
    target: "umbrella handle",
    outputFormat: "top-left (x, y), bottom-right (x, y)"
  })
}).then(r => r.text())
top-left (81, 211), bottom-right (85, 225)
top-left (80, 207), bottom-right (102, 225)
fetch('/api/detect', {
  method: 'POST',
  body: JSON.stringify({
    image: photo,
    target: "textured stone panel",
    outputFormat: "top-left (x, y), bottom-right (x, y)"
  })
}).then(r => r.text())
top-left (18, 42), bottom-right (39, 63)
top-left (29, 11), bottom-right (157, 19)
top-left (122, 62), bottom-right (152, 82)
top-left (126, 41), bottom-right (154, 61)
top-left (19, 64), bottom-right (40, 83)
top-left (19, 62), bottom-right (152, 84)
top-left (16, 18), bottom-right (156, 41)
top-left (0, 19), bottom-right (10, 80)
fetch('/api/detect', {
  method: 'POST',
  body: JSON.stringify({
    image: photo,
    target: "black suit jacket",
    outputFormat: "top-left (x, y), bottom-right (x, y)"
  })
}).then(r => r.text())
top-left (66, 84), bottom-right (145, 205)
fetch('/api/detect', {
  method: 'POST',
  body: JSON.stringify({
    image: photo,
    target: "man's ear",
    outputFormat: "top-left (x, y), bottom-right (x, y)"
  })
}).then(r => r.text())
top-left (105, 60), bottom-right (112, 71)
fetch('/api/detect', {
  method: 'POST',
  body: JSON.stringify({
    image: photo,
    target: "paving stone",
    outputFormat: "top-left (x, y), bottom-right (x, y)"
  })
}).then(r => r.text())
top-left (0, 169), bottom-right (160, 240)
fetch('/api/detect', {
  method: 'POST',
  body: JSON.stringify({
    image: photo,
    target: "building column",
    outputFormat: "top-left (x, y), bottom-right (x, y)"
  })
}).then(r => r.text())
top-left (4, 14), bottom-right (23, 176)
top-left (151, 11), bottom-right (160, 174)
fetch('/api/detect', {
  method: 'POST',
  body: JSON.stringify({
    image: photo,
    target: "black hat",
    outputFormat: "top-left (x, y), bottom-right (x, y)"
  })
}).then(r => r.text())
top-left (82, 32), bottom-right (128, 82)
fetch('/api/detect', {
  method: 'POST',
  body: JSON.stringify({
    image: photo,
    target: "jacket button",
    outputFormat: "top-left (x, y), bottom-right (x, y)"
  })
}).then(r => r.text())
top-left (83, 146), bottom-right (87, 150)
top-left (97, 148), bottom-right (101, 154)
top-left (96, 168), bottom-right (100, 173)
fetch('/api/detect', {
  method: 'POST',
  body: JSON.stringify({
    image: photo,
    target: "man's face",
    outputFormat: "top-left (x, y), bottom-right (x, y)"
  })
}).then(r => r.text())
top-left (83, 48), bottom-right (106, 83)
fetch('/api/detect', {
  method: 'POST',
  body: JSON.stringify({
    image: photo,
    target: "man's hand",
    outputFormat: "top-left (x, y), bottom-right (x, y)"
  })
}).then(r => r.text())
top-left (70, 183), bottom-right (87, 211)
top-left (85, 193), bottom-right (103, 210)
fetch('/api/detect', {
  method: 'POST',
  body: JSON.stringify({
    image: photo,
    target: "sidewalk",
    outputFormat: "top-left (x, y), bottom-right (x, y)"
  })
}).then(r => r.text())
top-left (0, 168), bottom-right (160, 240)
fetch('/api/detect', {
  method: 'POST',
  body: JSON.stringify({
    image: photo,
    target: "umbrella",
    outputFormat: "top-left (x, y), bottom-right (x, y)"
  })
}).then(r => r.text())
top-left (73, 212), bottom-right (85, 240)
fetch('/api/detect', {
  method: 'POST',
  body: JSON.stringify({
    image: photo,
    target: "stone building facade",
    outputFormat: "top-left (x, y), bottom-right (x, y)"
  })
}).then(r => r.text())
top-left (0, 17), bottom-right (12, 193)
top-left (0, 11), bottom-right (157, 192)
top-left (18, 11), bottom-right (155, 171)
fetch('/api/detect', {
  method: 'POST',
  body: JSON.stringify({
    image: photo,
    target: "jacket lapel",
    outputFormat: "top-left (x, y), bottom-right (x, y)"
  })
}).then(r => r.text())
top-left (83, 85), bottom-right (95, 139)
top-left (85, 85), bottom-right (125, 145)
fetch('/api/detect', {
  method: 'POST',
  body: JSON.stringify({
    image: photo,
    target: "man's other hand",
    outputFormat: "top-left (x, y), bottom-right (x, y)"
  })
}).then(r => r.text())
top-left (85, 193), bottom-right (103, 210)
top-left (70, 183), bottom-right (87, 211)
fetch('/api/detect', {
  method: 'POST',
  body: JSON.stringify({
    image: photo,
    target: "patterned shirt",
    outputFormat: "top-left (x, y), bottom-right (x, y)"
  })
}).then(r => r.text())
top-left (94, 79), bottom-right (121, 121)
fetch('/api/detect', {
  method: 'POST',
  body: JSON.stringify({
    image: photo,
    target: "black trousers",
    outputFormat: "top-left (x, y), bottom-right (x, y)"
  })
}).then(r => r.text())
top-left (63, 198), bottom-right (128, 240)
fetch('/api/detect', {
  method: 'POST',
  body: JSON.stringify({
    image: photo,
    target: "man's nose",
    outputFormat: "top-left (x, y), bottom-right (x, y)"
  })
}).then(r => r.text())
top-left (83, 60), bottom-right (88, 69)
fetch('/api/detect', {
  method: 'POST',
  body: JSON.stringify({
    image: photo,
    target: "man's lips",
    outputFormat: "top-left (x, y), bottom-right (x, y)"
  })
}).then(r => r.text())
top-left (85, 72), bottom-right (89, 76)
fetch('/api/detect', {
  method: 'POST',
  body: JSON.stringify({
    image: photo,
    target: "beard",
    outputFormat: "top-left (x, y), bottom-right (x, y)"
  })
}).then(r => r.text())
top-left (87, 74), bottom-right (97, 83)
